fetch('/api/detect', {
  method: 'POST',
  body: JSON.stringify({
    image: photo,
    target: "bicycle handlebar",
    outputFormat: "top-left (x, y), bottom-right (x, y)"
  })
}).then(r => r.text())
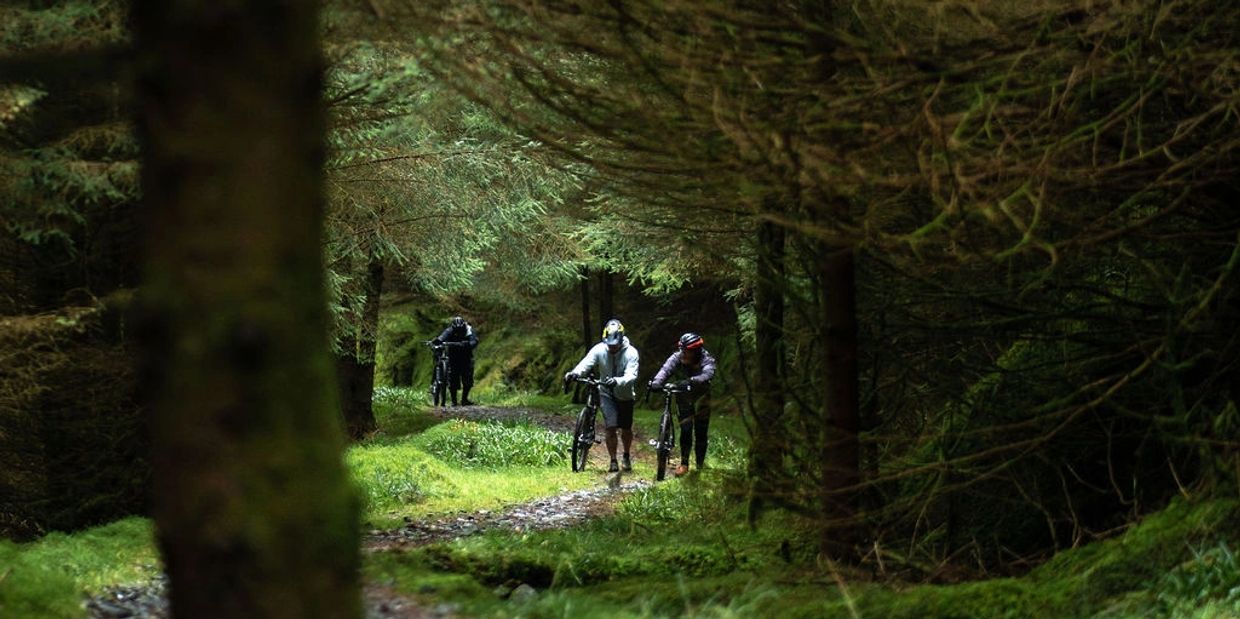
top-left (423, 340), bottom-right (468, 348)
top-left (562, 374), bottom-right (604, 394)
top-left (643, 381), bottom-right (693, 404)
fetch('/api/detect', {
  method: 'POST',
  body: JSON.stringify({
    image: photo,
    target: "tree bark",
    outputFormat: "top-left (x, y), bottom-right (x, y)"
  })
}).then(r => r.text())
top-left (580, 266), bottom-right (593, 349)
top-left (819, 235), bottom-right (861, 557)
top-left (575, 266), bottom-right (593, 403)
top-left (133, 2), bottom-right (362, 617)
top-left (749, 219), bottom-right (786, 496)
top-left (598, 269), bottom-right (615, 324)
top-left (337, 257), bottom-right (383, 439)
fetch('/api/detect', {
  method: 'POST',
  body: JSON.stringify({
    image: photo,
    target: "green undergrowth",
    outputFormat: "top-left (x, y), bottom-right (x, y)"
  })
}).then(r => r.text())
top-left (347, 431), bottom-right (597, 529)
top-left (365, 473), bottom-right (1240, 619)
top-left (0, 517), bottom-right (157, 618)
top-left (415, 419), bottom-right (567, 468)
top-left (354, 389), bottom-right (598, 528)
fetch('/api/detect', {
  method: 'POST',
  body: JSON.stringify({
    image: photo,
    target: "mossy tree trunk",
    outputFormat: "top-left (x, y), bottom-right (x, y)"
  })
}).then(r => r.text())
top-left (337, 257), bottom-right (382, 439)
top-left (133, 2), bottom-right (362, 618)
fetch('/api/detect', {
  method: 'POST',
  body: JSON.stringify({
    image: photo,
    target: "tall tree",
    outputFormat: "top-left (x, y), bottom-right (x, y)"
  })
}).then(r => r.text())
top-left (598, 269), bottom-right (614, 322)
top-left (336, 255), bottom-right (383, 438)
top-left (133, 2), bottom-right (362, 617)
top-left (749, 217), bottom-right (786, 504)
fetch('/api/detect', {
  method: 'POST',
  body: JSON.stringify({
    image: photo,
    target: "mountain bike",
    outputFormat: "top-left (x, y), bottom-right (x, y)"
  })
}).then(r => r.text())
top-left (563, 374), bottom-right (604, 472)
top-left (646, 381), bottom-right (693, 481)
top-left (424, 341), bottom-right (449, 407)
top-left (425, 340), bottom-right (470, 407)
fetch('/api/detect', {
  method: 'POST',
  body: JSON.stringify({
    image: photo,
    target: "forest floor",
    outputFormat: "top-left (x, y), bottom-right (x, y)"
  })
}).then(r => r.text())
top-left (7, 388), bottom-right (1240, 618)
top-left (84, 401), bottom-right (665, 619)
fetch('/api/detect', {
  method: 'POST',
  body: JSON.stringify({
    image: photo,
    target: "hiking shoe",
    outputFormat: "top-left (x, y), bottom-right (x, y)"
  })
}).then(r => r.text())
top-left (608, 459), bottom-right (620, 473)
top-left (674, 464), bottom-right (689, 477)
top-left (461, 399), bottom-right (474, 406)
top-left (622, 454), bottom-right (632, 472)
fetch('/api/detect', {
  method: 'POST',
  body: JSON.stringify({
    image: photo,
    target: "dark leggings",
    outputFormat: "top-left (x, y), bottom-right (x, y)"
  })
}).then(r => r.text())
top-left (677, 392), bottom-right (711, 467)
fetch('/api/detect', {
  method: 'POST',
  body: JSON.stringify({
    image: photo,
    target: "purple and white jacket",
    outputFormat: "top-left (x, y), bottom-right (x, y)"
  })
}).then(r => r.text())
top-left (650, 349), bottom-right (716, 388)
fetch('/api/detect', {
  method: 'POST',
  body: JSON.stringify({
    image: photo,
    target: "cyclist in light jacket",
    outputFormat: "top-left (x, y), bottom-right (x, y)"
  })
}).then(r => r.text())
top-left (565, 319), bottom-right (640, 472)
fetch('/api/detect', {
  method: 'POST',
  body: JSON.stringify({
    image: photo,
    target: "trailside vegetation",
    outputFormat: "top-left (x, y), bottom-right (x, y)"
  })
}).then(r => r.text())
top-left (393, 0), bottom-right (1240, 564)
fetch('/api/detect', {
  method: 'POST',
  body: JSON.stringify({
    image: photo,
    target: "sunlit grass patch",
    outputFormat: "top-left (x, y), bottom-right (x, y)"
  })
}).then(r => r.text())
top-left (483, 391), bottom-right (576, 413)
top-left (348, 425), bottom-right (596, 528)
top-left (411, 467), bottom-right (597, 522)
top-left (413, 419), bottom-right (568, 469)
top-left (347, 440), bottom-right (453, 514)
top-left (0, 517), bottom-right (158, 618)
top-left (372, 386), bottom-right (439, 438)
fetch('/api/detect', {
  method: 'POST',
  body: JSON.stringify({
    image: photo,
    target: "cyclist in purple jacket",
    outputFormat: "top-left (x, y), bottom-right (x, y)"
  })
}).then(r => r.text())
top-left (649, 332), bottom-right (716, 476)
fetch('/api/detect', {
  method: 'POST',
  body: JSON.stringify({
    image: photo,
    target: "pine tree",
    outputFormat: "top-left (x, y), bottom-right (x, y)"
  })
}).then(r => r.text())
top-left (133, 2), bottom-right (362, 616)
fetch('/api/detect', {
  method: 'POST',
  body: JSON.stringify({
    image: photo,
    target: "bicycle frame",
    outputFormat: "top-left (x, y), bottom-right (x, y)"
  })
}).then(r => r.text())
top-left (424, 341), bottom-right (452, 407)
top-left (647, 383), bottom-right (692, 480)
top-left (564, 375), bottom-right (604, 471)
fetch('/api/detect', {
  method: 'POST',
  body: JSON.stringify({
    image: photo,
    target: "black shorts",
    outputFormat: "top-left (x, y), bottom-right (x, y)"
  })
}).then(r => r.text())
top-left (599, 392), bottom-right (634, 430)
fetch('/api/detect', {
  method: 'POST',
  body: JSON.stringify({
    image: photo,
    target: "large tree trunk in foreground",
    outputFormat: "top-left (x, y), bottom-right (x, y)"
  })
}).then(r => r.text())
top-left (819, 236), bottom-right (861, 557)
top-left (133, 2), bottom-right (362, 617)
top-left (337, 257), bottom-right (383, 439)
top-left (749, 219), bottom-right (786, 503)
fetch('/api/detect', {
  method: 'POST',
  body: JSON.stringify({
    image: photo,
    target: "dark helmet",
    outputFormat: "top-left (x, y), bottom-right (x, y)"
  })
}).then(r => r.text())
top-left (451, 316), bottom-right (466, 328)
top-left (678, 332), bottom-right (704, 350)
top-left (602, 319), bottom-right (625, 345)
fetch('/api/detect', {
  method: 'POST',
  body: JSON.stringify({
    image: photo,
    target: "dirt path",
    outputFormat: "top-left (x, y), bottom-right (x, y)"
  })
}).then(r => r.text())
top-left (87, 405), bottom-right (655, 619)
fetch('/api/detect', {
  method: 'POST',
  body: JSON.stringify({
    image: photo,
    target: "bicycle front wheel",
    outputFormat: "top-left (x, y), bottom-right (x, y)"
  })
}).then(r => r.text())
top-left (655, 413), bottom-right (673, 481)
top-left (431, 377), bottom-right (445, 407)
top-left (571, 407), bottom-right (593, 472)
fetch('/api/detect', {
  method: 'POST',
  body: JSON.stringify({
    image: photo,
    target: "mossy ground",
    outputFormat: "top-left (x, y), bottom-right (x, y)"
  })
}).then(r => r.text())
top-left (364, 463), bottom-right (1240, 619)
top-left (5, 385), bottom-right (1238, 618)
top-left (0, 517), bottom-right (157, 618)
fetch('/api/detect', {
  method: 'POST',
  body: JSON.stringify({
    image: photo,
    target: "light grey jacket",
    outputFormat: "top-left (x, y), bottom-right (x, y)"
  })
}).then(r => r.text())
top-left (570, 336), bottom-right (640, 401)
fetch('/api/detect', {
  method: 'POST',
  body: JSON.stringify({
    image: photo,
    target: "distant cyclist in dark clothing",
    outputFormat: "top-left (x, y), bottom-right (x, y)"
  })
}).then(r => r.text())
top-left (649, 332), bottom-right (716, 476)
top-left (432, 316), bottom-right (479, 406)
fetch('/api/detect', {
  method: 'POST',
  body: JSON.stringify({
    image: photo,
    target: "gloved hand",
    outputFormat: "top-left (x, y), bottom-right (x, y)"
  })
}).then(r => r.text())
top-left (564, 371), bottom-right (578, 383)
top-left (648, 380), bottom-right (660, 390)
top-left (601, 377), bottom-right (618, 387)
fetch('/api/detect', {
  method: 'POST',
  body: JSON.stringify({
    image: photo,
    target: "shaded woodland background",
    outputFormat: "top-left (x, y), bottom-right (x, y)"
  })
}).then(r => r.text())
top-left (2, 0), bottom-right (1239, 617)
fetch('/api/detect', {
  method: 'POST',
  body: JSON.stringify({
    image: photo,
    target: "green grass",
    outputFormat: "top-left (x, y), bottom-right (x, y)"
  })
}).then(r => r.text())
top-left (1, 388), bottom-right (609, 615)
top-left (414, 419), bottom-right (568, 469)
top-left (364, 464), bottom-right (1240, 619)
top-left (0, 517), bottom-right (158, 619)
top-left (483, 391), bottom-right (576, 412)
top-left (354, 390), bottom-right (601, 528)
top-left (10, 383), bottom-right (1240, 619)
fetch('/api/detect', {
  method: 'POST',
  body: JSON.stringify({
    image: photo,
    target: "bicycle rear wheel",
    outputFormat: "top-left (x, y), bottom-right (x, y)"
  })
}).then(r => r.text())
top-left (655, 413), bottom-right (673, 481)
top-left (571, 407), bottom-right (593, 472)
